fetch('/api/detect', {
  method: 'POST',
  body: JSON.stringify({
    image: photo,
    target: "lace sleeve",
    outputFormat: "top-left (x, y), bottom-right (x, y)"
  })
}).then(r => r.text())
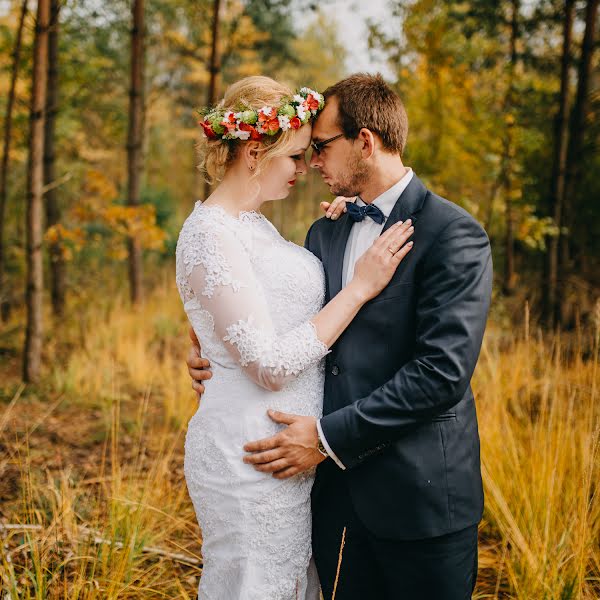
top-left (179, 214), bottom-right (328, 391)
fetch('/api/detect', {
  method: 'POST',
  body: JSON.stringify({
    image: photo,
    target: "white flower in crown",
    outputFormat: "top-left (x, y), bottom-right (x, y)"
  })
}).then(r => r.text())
top-left (231, 129), bottom-right (251, 140)
top-left (294, 102), bottom-right (307, 121)
top-left (293, 94), bottom-right (305, 105)
top-left (278, 115), bottom-right (291, 131)
top-left (299, 87), bottom-right (323, 103)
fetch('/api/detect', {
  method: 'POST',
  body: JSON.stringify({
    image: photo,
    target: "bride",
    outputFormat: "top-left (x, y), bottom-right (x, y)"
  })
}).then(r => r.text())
top-left (175, 75), bottom-right (414, 599)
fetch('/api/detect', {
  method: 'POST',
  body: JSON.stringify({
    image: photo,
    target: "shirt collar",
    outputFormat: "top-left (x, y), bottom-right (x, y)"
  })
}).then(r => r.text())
top-left (356, 168), bottom-right (414, 217)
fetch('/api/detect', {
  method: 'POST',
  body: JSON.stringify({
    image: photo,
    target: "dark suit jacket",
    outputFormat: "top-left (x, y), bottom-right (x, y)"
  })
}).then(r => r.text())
top-left (305, 175), bottom-right (493, 541)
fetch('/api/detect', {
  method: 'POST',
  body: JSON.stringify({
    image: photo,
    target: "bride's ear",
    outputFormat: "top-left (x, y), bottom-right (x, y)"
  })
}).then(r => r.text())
top-left (242, 141), bottom-right (262, 172)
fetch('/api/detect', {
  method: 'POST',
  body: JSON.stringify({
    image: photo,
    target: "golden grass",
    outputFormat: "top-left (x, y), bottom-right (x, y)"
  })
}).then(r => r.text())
top-left (0, 276), bottom-right (598, 599)
top-left (473, 309), bottom-right (599, 599)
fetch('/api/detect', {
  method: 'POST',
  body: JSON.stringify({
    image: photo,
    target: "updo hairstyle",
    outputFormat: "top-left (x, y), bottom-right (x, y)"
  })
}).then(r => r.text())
top-left (198, 76), bottom-right (308, 184)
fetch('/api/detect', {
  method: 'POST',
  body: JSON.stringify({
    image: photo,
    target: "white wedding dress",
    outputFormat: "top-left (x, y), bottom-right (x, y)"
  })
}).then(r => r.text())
top-left (175, 202), bottom-right (328, 600)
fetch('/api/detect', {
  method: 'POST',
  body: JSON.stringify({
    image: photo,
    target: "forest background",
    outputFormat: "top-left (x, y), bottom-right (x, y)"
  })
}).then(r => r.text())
top-left (0, 0), bottom-right (599, 598)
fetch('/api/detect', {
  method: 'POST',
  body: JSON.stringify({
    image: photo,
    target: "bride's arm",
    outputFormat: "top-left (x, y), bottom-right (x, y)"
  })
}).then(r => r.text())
top-left (181, 219), bottom-right (413, 392)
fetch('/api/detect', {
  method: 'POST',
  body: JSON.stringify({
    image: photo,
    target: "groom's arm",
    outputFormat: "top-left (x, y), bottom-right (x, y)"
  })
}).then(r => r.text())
top-left (319, 215), bottom-right (493, 470)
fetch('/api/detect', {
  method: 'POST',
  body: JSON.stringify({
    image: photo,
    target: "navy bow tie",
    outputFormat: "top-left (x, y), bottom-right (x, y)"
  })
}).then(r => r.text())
top-left (345, 201), bottom-right (385, 225)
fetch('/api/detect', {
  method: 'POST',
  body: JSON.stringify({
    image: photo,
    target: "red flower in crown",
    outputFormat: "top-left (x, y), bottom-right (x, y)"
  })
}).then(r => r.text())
top-left (258, 107), bottom-right (280, 133)
top-left (239, 121), bottom-right (263, 141)
top-left (289, 117), bottom-right (302, 130)
top-left (258, 107), bottom-right (278, 122)
top-left (222, 112), bottom-right (238, 131)
top-left (305, 94), bottom-right (320, 111)
top-left (266, 118), bottom-right (280, 132)
top-left (199, 119), bottom-right (217, 139)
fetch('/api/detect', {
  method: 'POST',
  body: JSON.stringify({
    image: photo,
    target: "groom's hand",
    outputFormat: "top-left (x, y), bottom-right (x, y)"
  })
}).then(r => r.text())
top-left (186, 326), bottom-right (212, 398)
top-left (243, 410), bottom-right (326, 479)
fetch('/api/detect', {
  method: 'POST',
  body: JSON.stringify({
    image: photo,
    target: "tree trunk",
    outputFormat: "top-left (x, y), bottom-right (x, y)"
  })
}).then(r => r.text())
top-left (24, 0), bottom-right (51, 383)
top-left (0, 0), bottom-right (28, 322)
top-left (558, 0), bottom-right (599, 326)
top-left (127, 0), bottom-right (145, 305)
top-left (44, 0), bottom-right (65, 318)
top-left (484, 177), bottom-right (500, 239)
top-left (502, 0), bottom-right (519, 295)
top-left (203, 0), bottom-right (222, 201)
top-left (207, 0), bottom-right (222, 108)
top-left (544, 0), bottom-right (574, 328)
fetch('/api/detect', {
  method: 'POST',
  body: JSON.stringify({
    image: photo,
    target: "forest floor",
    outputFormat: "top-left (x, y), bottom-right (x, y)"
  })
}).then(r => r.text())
top-left (0, 273), bottom-right (598, 599)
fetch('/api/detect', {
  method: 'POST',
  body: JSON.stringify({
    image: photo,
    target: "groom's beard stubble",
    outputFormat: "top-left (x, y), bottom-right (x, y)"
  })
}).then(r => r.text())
top-left (329, 153), bottom-right (370, 198)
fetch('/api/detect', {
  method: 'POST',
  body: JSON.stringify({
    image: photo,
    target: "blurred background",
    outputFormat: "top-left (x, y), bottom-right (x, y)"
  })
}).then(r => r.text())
top-left (0, 0), bottom-right (598, 598)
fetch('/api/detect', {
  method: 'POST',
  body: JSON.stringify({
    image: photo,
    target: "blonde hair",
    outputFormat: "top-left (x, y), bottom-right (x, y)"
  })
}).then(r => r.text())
top-left (197, 76), bottom-right (307, 184)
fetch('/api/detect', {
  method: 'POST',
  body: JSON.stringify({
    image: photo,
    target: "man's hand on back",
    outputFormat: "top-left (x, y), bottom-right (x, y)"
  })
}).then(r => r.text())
top-left (187, 326), bottom-right (212, 397)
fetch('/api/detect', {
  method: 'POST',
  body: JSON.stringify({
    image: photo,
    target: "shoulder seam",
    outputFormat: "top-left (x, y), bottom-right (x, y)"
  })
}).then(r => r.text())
top-left (422, 215), bottom-right (479, 268)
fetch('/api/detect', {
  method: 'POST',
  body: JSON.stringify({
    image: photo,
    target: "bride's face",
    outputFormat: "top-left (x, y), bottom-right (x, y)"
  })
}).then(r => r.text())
top-left (258, 125), bottom-right (312, 202)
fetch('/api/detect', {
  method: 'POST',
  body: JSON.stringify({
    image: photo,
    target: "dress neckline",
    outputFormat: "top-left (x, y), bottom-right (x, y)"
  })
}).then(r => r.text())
top-left (195, 200), bottom-right (265, 223)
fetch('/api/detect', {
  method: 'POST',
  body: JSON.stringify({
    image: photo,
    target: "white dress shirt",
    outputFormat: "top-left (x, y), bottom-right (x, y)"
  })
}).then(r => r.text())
top-left (317, 168), bottom-right (414, 469)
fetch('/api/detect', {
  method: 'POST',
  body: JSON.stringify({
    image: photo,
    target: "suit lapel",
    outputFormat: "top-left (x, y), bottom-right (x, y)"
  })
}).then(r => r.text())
top-left (325, 175), bottom-right (428, 299)
top-left (326, 212), bottom-right (354, 300)
top-left (381, 174), bottom-right (428, 234)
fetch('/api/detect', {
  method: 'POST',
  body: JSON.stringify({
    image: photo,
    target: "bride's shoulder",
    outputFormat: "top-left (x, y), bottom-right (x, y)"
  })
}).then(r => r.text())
top-left (187, 200), bottom-right (228, 222)
top-left (178, 201), bottom-right (252, 251)
top-left (181, 202), bottom-right (233, 232)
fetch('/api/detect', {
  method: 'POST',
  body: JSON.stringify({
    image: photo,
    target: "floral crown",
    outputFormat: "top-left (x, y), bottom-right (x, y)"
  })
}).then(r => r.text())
top-left (197, 87), bottom-right (325, 142)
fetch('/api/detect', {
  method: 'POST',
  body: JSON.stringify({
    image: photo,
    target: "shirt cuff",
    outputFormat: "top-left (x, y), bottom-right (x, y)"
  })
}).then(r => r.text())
top-left (317, 419), bottom-right (346, 470)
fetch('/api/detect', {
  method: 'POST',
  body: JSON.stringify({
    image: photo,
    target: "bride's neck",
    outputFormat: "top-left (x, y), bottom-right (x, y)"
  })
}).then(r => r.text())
top-left (203, 165), bottom-right (264, 216)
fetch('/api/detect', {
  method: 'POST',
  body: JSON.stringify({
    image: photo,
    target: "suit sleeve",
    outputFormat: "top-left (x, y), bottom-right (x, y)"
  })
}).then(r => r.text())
top-left (318, 215), bottom-right (493, 469)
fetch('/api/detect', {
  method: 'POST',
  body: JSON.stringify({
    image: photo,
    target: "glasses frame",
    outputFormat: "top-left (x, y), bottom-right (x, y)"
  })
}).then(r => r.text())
top-left (310, 133), bottom-right (345, 155)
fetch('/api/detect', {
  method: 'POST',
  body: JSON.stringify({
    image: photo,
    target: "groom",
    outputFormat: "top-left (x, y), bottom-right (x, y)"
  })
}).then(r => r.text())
top-left (186, 73), bottom-right (492, 599)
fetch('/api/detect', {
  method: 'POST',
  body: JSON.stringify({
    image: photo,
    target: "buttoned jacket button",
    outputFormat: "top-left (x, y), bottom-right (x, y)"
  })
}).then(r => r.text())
top-left (331, 365), bottom-right (340, 376)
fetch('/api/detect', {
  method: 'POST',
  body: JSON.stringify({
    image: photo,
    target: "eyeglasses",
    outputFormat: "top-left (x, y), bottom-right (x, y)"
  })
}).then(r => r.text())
top-left (310, 133), bottom-right (345, 155)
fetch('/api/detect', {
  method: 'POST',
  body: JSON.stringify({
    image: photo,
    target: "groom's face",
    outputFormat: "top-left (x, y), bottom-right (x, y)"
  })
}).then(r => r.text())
top-left (310, 97), bottom-right (369, 197)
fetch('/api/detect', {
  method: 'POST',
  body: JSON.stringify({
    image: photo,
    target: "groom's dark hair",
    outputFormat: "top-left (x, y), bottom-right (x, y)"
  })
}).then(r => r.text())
top-left (323, 73), bottom-right (408, 156)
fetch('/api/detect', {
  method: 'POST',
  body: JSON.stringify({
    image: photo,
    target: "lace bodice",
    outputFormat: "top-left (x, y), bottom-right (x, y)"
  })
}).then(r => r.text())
top-left (175, 202), bottom-right (328, 390)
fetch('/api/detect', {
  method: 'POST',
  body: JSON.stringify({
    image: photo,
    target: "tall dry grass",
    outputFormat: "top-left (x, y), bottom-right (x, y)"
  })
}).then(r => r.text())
top-left (473, 304), bottom-right (599, 599)
top-left (0, 276), bottom-right (598, 599)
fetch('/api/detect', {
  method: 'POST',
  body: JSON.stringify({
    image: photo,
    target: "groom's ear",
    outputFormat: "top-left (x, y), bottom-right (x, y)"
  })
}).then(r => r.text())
top-left (357, 128), bottom-right (377, 160)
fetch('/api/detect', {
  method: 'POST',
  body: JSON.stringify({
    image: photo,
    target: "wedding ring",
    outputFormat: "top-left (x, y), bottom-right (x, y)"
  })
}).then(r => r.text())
top-left (387, 247), bottom-right (395, 255)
